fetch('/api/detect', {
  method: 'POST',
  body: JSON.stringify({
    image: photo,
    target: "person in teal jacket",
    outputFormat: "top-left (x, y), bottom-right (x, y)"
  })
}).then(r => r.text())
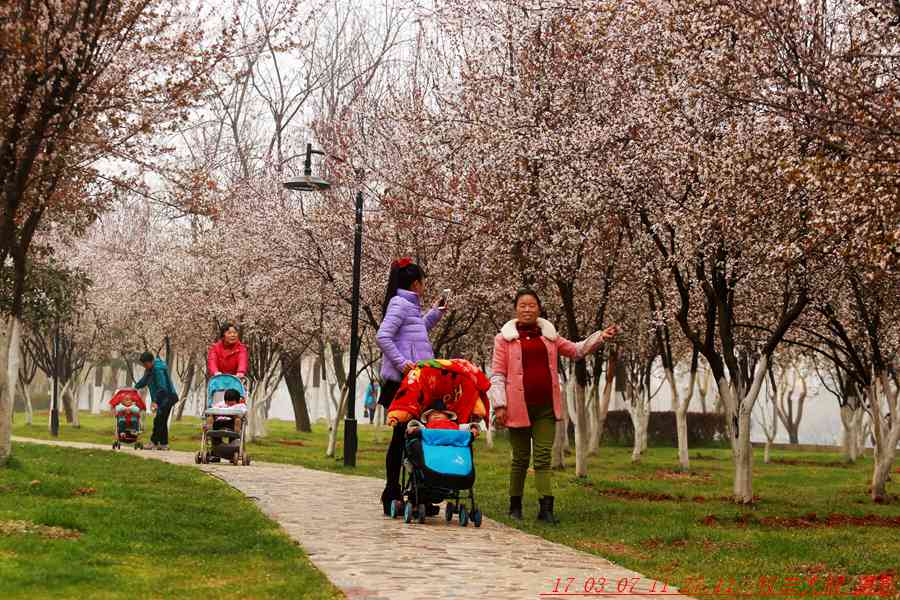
top-left (134, 351), bottom-right (178, 450)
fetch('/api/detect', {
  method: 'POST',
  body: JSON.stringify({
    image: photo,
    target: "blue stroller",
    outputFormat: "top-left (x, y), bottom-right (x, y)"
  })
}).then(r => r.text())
top-left (390, 428), bottom-right (483, 527)
top-left (195, 374), bottom-right (251, 466)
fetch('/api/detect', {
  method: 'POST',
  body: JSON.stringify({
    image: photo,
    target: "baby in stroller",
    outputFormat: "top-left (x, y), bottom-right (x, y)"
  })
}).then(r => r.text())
top-left (196, 374), bottom-right (251, 466)
top-left (405, 404), bottom-right (483, 436)
top-left (206, 389), bottom-right (246, 462)
top-left (109, 388), bottom-right (146, 450)
top-left (386, 358), bottom-right (489, 527)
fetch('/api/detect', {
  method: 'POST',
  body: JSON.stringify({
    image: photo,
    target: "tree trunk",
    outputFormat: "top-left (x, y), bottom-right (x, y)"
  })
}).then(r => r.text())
top-left (552, 378), bottom-right (568, 469)
top-left (763, 441), bottom-right (771, 464)
top-left (627, 384), bottom-right (647, 463)
top-left (326, 386), bottom-right (348, 458)
top-left (573, 375), bottom-right (589, 478)
top-left (640, 405), bottom-right (650, 453)
top-left (62, 385), bottom-right (75, 424)
top-left (17, 378), bottom-right (32, 426)
top-left (484, 417), bottom-right (494, 449)
top-left (718, 354), bottom-right (768, 504)
top-left (1, 316), bottom-right (22, 465)
top-left (247, 385), bottom-right (272, 442)
top-left (665, 364), bottom-right (696, 472)
top-left (282, 354), bottom-right (311, 432)
top-left (675, 401), bottom-right (689, 470)
top-left (840, 403), bottom-right (860, 463)
top-left (869, 374), bottom-right (900, 502)
top-left (732, 407), bottom-right (754, 503)
top-left (589, 352), bottom-right (617, 455)
top-left (175, 357), bottom-right (196, 421)
top-left (697, 368), bottom-right (710, 413)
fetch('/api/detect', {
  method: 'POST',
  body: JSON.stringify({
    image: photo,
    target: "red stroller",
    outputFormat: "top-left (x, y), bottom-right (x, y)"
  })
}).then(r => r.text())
top-left (109, 388), bottom-right (146, 450)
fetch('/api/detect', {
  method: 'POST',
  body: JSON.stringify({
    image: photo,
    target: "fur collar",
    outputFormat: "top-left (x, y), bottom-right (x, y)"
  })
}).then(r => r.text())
top-left (500, 318), bottom-right (558, 342)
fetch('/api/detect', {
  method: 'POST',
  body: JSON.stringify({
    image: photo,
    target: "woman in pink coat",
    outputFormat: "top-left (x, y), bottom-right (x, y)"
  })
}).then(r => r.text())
top-left (490, 288), bottom-right (618, 524)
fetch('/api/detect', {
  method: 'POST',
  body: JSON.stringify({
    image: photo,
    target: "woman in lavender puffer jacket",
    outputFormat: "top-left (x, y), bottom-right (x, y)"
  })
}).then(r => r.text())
top-left (375, 257), bottom-right (445, 514)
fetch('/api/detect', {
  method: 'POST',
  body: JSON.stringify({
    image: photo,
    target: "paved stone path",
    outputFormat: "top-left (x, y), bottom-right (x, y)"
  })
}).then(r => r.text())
top-left (13, 436), bottom-right (692, 600)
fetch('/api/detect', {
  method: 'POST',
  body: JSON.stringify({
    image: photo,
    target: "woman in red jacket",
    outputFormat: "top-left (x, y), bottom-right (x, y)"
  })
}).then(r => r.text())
top-left (208, 322), bottom-right (249, 380)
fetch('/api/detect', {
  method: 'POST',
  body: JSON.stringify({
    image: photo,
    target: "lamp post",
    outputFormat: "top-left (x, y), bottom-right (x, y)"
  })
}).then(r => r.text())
top-left (283, 143), bottom-right (361, 467)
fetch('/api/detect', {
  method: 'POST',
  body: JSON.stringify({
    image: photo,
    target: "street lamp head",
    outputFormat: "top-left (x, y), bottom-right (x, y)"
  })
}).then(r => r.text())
top-left (282, 142), bottom-right (332, 192)
top-left (282, 175), bottom-right (331, 192)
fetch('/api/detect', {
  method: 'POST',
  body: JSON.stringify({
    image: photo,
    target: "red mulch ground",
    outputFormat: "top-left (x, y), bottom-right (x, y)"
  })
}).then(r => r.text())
top-left (771, 458), bottom-right (853, 468)
top-left (701, 512), bottom-right (900, 529)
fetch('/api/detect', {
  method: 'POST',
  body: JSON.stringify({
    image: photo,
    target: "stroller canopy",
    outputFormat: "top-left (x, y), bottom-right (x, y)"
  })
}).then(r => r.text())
top-left (109, 388), bottom-right (146, 411)
top-left (388, 358), bottom-right (490, 425)
top-left (207, 374), bottom-right (246, 407)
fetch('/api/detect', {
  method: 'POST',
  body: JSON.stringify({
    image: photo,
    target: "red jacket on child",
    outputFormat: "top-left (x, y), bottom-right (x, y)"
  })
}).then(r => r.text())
top-left (387, 359), bottom-right (489, 425)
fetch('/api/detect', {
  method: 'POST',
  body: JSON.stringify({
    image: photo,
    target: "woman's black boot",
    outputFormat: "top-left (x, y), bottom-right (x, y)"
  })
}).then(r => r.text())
top-left (381, 485), bottom-right (400, 516)
top-left (508, 495), bottom-right (523, 520)
top-left (537, 496), bottom-right (559, 525)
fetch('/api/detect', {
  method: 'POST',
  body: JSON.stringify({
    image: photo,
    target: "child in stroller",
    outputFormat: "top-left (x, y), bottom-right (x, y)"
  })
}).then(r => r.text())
top-left (206, 389), bottom-right (246, 463)
top-left (109, 388), bottom-right (146, 450)
top-left (405, 404), bottom-right (483, 436)
top-left (196, 374), bottom-right (251, 466)
top-left (386, 358), bottom-right (489, 526)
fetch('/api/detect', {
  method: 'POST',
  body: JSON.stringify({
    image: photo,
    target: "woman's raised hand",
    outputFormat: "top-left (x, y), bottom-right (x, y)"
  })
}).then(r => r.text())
top-left (493, 407), bottom-right (508, 428)
top-left (601, 324), bottom-right (620, 341)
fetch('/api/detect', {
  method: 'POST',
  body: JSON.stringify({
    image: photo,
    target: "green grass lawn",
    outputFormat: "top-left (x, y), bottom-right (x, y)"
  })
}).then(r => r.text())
top-left (0, 441), bottom-right (342, 600)
top-left (12, 411), bottom-right (900, 599)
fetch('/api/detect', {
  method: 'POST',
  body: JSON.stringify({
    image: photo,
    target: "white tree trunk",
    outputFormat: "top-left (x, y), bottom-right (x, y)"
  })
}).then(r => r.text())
top-left (719, 354), bottom-right (768, 504)
top-left (47, 379), bottom-right (75, 432)
top-left (665, 366), bottom-right (696, 471)
top-left (697, 367), bottom-right (711, 413)
top-left (484, 415), bottom-right (494, 449)
top-left (89, 366), bottom-right (102, 415)
top-left (17, 378), bottom-right (32, 426)
top-left (589, 364), bottom-right (615, 455)
top-left (870, 374), bottom-right (900, 502)
top-left (640, 407), bottom-right (650, 453)
top-left (586, 380), bottom-right (598, 454)
top-left (70, 367), bottom-right (92, 428)
top-left (326, 386), bottom-right (348, 458)
top-left (552, 380), bottom-right (568, 469)
top-left (324, 382), bottom-right (333, 425)
top-left (626, 384), bottom-right (648, 463)
top-left (1, 316), bottom-right (22, 465)
top-left (855, 409), bottom-right (868, 457)
top-left (573, 378), bottom-right (589, 478)
top-left (840, 403), bottom-right (860, 463)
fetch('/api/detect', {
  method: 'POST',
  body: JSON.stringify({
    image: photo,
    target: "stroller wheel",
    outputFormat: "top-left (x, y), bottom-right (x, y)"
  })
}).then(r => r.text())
top-left (134, 442), bottom-right (142, 450)
top-left (241, 454), bottom-right (251, 466)
top-left (390, 500), bottom-right (401, 519)
top-left (459, 506), bottom-right (469, 527)
top-left (403, 501), bottom-right (413, 524)
top-left (417, 504), bottom-right (426, 524)
top-left (445, 502), bottom-right (455, 522)
top-left (472, 508), bottom-right (483, 528)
